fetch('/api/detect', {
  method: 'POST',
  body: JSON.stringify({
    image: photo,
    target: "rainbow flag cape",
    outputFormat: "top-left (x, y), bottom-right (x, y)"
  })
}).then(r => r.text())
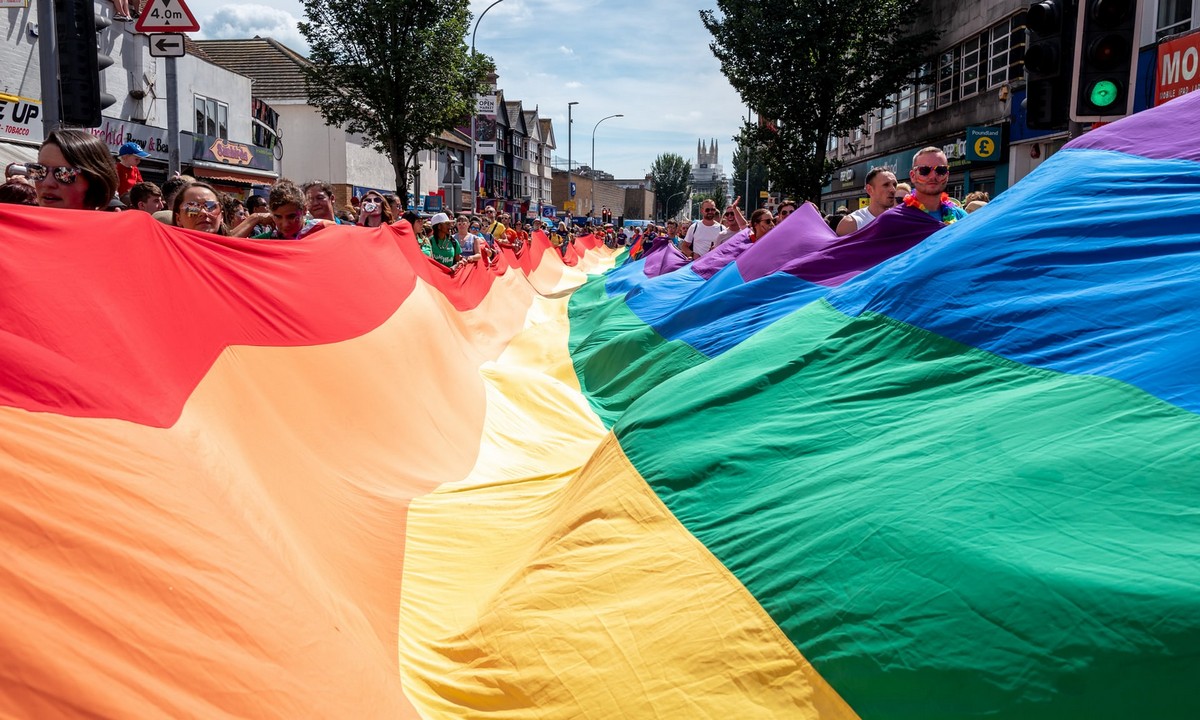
top-left (2, 91), bottom-right (1199, 718)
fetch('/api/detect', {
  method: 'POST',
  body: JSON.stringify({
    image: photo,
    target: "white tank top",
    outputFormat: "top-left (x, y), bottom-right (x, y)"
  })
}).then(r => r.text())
top-left (848, 206), bottom-right (880, 231)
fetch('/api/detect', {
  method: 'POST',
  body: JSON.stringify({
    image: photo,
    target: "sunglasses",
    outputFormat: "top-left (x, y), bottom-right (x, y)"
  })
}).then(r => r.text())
top-left (704, 208), bottom-right (718, 213)
top-left (27, 163), bottom-right (82, 184)
top-left (915, 165), bottom-right (950, 177)
top-left (183, 200), bottom-right (222, 215)
top-left (723, 211), bottom-right (735, 218)
top-left (757, 217), bottom-right (776, 225)
top-left (778, 209), bottom-right (792, 217)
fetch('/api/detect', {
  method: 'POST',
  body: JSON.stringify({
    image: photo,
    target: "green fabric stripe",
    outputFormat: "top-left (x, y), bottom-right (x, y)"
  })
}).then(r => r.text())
top-left (616, 299), bottom-right (1200, 719)
top-left (568, 278), bottom-right (705, 427)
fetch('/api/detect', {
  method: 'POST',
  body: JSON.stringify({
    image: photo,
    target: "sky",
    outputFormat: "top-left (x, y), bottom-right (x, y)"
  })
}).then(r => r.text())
top-left (187, 0), bottom-right (748, 179)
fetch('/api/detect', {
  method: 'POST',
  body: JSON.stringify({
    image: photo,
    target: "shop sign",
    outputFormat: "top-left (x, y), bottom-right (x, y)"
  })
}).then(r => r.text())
top-left (191, 134), bottom-right (274, 171)
top-left (1156, 29), bottom-right (1200, 105)
top-left (0, 95), bottom-right (42, 144)
top-left (965, 126), bottom-right (1002, 163)
top-left (91, 117), bottom-right (171, 160)
top-left (476, 94), bottom-right (497, 116)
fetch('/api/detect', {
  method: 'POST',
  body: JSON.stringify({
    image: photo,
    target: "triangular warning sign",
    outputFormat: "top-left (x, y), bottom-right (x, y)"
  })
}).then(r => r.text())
top-left (135, 0), bottom-right (201, 33)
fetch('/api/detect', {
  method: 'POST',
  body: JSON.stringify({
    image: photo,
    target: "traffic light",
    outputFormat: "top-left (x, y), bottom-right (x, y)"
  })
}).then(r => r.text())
top-left (1071, 0), bottom-right (1142, 122)
top-left (55, 0), bottom-right (117, 127)
top-left (1024, 0), bottom-right (1077, 129)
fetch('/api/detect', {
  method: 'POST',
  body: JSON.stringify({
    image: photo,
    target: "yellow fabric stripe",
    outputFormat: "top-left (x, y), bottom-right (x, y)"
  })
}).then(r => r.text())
top-left (398, 297), bottom-right (857, 719)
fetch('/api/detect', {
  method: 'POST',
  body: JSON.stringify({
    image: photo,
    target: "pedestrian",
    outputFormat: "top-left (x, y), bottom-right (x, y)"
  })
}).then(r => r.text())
top-left (837, 167), bottom-right (898, 235)
top-left (31, 129), bottom-right (119, 211)
top-left (173, 181), bottom-right (227, 235)
top-left (427, 212), bottom-right (463, 270)
top-left (114, 142), bottom-right (150, 200)
top-left (356, 191), bottom-right (394, 227)
top-left (903, 147), bottom-right (969, 225)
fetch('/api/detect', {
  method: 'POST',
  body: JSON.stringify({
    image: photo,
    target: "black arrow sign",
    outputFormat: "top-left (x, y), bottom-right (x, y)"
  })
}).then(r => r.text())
top-left (155, 36), bottom-right (180, 52)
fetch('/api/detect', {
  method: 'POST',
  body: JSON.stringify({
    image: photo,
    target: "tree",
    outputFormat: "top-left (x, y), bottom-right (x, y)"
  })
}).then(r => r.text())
top-left (649, 152), bottom-right (692, 221)
top-left (731, 136), bottom-right (768, 208)
top-left (298, 0), bottom-right (490, 193)
top-left (701, 1), bottom-right (938, 202)
top-left (711, 181), bottom-right (728, 213)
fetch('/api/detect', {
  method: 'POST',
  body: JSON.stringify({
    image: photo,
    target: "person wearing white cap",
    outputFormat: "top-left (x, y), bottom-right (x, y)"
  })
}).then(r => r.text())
top-left (427, 212), bottom-right (463, 270)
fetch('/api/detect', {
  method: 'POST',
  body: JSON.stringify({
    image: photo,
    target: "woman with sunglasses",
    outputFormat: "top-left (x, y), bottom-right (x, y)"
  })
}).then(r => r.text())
top-left (31, 129), bottom-right (119, 211)
top-left (748, 208), bottom-right (776, 243)
top-left (452, 214), bottom-right (484, 263)
top-left (356, 191), bottom-right (394, 228)
top-left (172, 182), bottom-right (228, 235)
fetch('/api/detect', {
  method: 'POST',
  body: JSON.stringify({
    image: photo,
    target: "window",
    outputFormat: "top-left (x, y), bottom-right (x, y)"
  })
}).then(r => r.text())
top-left (961, 35), bottom-right (982, 99)
top-left (880, 92), bottom-right (898, 129)
top-left (988, 20), bottom-right (1014, 88)
top-left (937, 48), bottom-right (957, 107)
top-left (1157, 0), bottom-right (1193, 39)
top-left (898, 83), bottom-right (915, 122)
top-left (916, 61), bottom-right (935, 115)
top-left (194, 95), bottom-right (228, 139)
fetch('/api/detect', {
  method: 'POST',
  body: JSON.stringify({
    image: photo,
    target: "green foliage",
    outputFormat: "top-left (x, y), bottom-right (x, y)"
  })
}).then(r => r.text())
top-left (649, 152), bottom-right (692, 220)
top-left (701, 0), bottom-right (938, 201)
top-left (731, 138), bottom-right (768, 208)
top-left (298, 0), bottom-right (490, 192)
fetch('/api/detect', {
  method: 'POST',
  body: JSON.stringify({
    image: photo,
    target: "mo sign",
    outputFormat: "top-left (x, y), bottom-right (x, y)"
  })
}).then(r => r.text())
top-left (1157, 31), bottom-right (1200, 105)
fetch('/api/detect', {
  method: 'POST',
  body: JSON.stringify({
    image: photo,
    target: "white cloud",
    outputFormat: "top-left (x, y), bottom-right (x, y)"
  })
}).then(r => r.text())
top-left (565, 81), bottom-right (582, 89)
top-left (198, 4), bottom-right (308, 54)
top-left (558, 46), bottom-right (574, 56)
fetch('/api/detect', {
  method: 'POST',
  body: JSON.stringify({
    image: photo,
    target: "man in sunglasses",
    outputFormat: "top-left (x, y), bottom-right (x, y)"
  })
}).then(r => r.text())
top-left (837, 167), bottom-right (897, 236)
top-left (904, 147), bottom-right (967, 225)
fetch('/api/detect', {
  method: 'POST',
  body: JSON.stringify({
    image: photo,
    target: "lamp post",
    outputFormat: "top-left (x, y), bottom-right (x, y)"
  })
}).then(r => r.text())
top-left (566, 101), bottom-right (579, 220)
top-left (470, 0), bottom-right (507, 213)
top-left (589, 113), bottom-right (623, 222)
top-left (664, 190), bottom-right (688, 221)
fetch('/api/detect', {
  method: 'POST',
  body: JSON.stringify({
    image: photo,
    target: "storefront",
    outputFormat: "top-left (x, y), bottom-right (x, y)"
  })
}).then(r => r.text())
top-left (90, 117), bottom-right (173, 186)
top-left (0, 93), bottom-right (41, 170)
top-left (184, 132), bottom-right (278, 200)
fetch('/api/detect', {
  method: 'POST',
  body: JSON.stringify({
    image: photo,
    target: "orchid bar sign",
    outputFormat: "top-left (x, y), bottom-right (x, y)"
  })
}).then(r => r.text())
top-left (190, 134), bottom-right (274, 171)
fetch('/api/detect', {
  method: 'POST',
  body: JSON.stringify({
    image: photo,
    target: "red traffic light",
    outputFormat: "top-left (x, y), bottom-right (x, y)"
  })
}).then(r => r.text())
top-left (1088, 0), bottom-right (1133, 28)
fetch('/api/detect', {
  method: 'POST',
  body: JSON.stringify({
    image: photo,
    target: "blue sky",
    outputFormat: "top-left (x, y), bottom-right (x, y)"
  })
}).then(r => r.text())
top-left (188, 0), bottom-right (748, 178)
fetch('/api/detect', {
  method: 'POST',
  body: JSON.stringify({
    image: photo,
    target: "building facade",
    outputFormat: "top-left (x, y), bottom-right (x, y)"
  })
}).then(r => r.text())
top-left (821, 0), bottom-right (1183, 212)
top-left (690, 138), bottom-right (732, 200)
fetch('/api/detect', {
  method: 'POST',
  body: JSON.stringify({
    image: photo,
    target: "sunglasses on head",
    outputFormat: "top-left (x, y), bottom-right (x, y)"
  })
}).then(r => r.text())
top-left (27, 163), bottom-right (82, 184)
top-left (183, 200), bottom-right (221, 215)
top-left (915, 164), bottom-right (950, 177)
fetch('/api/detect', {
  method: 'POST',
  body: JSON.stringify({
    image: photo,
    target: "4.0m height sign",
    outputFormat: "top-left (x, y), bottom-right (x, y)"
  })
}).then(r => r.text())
top-left (135, 0), bottom-right (200, 33)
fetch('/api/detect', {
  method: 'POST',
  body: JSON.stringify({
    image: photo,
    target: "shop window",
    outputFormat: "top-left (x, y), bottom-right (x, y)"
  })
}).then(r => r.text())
top-left (961, 35), bottom-right (982, 99)
top-left (194, 94), bottom-right (228, 139)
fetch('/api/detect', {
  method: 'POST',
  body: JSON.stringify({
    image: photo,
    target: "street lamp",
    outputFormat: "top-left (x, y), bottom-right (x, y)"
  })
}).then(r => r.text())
top-left (590, 113), bottom-right (623, 222)
top-left (469, 0), bottom-right (507, 213)
top-left (566, 101), bottom-right (579, 220)
top-left (664, 189), bottom-right (688, 221)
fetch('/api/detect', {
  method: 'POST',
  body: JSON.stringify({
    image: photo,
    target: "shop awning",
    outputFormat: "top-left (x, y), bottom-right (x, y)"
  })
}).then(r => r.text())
top-left (190, 162), bottom-right (277, 187)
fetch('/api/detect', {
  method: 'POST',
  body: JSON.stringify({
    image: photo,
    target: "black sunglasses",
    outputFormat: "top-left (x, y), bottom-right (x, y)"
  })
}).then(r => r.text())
top-left (27, 163), bottom-right (82, 184)
top-left (915, 165), bottom-right (950, 177)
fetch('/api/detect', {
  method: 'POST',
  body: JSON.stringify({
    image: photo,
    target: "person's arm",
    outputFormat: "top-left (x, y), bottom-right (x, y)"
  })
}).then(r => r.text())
top-left (230, 212), bottom-right (274, 238)
top-left (726, 196), bottom-right (747, 230)
top-left (835, 214), bottom-right (858, 236)
top-left (681, 223), bottom-right (698, 259)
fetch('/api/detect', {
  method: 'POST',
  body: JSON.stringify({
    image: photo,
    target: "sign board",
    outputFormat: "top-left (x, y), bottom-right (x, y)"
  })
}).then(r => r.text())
top-left (475, 94), bottom-right (497, 116)
top-left (91, 117), bottom-right (172, 160)
top-left (148, 34), bottom-right (185, 57)
top-left (135, 0), bottom-right (200, 33)
top-left (965, 125), bottom-right (1002, 162)
top-left (1156, 29), bottom-right (1200, 106)
top-left (190, 133), bottom-right (274, 172)
top-left (475, 141), bottom-right (496, 155)
top-left (0, 94), bottom-right (43, 144)
top-left (0, 0), bottom-right (30, 8)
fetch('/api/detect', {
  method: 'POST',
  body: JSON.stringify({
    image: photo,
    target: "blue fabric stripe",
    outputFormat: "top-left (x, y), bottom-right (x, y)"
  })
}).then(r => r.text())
top-left (828, 148), bottom-right (1200, 413)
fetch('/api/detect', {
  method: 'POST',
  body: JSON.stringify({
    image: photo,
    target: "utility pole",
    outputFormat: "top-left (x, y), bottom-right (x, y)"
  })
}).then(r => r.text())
top-left (566, 100), bottom-right (578, 220)
top-left (36, 0), bottom-right (62, 132)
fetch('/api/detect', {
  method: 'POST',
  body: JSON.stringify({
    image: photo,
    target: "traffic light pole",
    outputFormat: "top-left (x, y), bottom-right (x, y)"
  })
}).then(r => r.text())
top-left (166, 56), bottom-right (180, 175)
top-left (36, 0), bottom-right (62, 132)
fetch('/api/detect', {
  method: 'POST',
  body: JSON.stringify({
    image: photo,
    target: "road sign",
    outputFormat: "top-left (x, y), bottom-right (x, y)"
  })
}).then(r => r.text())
top-left (135, 0), bottom-right (200, 33)
top-left (148, 34), bottom-right (185, 58)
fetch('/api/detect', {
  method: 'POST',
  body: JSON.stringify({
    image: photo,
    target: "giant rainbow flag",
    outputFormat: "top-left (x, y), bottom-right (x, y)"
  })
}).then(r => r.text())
top-left (2, 90), bottom-right (1199, 719)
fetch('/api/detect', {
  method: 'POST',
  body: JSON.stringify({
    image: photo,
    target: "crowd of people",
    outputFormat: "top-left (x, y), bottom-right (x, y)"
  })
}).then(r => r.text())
top-left (3, 132), bottom-right (985, 274)
top-left (0, 129), bottom-right (566, 275)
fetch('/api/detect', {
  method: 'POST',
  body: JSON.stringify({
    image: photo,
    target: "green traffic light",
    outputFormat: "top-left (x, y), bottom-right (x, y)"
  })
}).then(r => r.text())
top-left (1089, 80), bottom-right (1120, 107)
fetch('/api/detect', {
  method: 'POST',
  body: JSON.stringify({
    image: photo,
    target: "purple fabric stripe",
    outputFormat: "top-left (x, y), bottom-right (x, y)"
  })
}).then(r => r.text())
top-left (1064, 90), bottom-right (1200, 162)
top-left (641, 240), bottom-right (689, 278)
top-left (772, 205), bottom-right (943, 286)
